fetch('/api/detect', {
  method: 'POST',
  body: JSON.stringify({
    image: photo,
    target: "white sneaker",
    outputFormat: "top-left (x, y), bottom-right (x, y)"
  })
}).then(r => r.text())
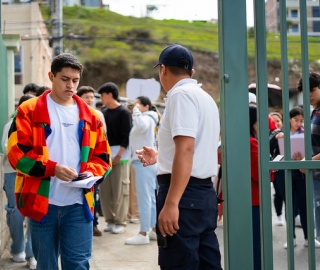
top-left (104, 223), bottom-right (114, 232)
top-left (284, 240), bottom-right (297, 249)
top-left (304, 239), bottom-right (320, 248)
top-left (125, 233), bottom-right (150, 245)
top-left (112, 225), bottom-right (125, 234)
top-left (11, 252), bottom-right (26, 262)
top-left (129, 218), bottom-right (140, 224)
top-left (27, 257), bottom-right (37, 270)
top-left (148, 230), bottom-right (157, 241)
top-left (275, 215), bottom-right (284, 226)
top-left (295, 215), bottom-right (302, 227)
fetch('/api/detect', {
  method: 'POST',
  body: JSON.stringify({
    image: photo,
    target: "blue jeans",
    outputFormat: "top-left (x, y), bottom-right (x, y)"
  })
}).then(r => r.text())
top-left (314, 179), bottom-right (320, 240)
top-left (3, 172), bottom-right (33, 259)
top-left (157, 182), bottom-right (222, 270)
top-left (131, 160), bottom-right (157, 232)
top-left (29, 204), bottom-right (92, 270)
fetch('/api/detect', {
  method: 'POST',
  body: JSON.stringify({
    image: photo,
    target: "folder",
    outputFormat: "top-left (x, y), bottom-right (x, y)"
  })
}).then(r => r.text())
top-left (277, 133), bottom-right (304, 158)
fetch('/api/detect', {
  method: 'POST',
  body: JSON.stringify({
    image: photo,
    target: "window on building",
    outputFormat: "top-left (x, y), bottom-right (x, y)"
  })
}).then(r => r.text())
top-left (291, 9), bottom-right (298, 18)
top-left (14, 47), bottom-right (23, 85)
top-left (313, 21), bottom-right (320, 32)
top-left (312, 7), bottom-right (320, 18)
top-left (291, 24), bottom-right (299, 33)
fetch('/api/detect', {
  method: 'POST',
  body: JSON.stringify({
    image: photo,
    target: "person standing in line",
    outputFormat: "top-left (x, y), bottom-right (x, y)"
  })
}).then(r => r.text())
top-left (98, 82), bottom-right (132, 234)
top-left (137, 44), bottom-right (222, 269)
top-left (77, 85), bottom-right (107, 237)
top-left (76, 86), bottom-right (106, 134)
top-left (22, 83), bottom-right (39, 95)
top-left (95, 101), bottom-right (104, 111)
top-left (125, 102), bottom-right (140, 224)
top-left (125, 96), bottom-right (158, 245)
top-left (7, 53), bottom-right (112, 269)
top-left (269, 111), bottom-right (285, 226)
top-left (276, 106), bottom-right (320, 248)
top-left (269, 111), bottom-right (283, 130)
top-left (296, 72), bottom-right (320, 244)
top-left (35, 86), bottom-right (50, 97)
top-left (248, 105), bottom-right (262, 270)
top-left (2, 94), bottom-right (37, 269)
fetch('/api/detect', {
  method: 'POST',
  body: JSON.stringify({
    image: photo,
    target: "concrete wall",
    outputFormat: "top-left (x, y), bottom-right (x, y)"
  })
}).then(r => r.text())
top-left (2, 2), bottom-right (52, 103)
top-left (0, 154), bottom-right (10, 257)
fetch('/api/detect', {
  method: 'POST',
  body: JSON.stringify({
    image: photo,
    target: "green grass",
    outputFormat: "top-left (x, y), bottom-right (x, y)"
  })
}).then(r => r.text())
top-left (40, 5), bottom-right (320, 63)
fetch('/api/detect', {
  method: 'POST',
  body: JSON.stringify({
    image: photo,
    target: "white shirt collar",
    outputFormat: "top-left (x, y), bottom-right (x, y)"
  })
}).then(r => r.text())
top-left (166, 78), bottom-right (198, 98)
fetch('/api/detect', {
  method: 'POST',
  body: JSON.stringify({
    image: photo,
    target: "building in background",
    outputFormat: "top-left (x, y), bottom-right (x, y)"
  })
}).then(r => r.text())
top-left (2, 2), bottom-right (52, 102)
top-left (266, 0), bottom-right (320, 36)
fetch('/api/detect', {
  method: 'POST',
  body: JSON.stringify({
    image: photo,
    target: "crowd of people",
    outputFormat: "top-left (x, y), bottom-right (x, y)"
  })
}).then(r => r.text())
top-left (2, 44), bottom-right (320, 270)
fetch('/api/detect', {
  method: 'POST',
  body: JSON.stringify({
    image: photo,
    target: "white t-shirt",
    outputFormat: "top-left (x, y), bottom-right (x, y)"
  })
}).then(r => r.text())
top-left (157, 79), bottom-right (220, 178)
top-left (46, 94), bottom-right (83, 206)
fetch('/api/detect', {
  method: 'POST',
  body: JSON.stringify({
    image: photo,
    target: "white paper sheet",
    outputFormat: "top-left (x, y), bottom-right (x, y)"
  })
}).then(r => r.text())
top-left (61, 176), bottom-right (103, 189)
top-left (278, 133), bottom-right (305, 158)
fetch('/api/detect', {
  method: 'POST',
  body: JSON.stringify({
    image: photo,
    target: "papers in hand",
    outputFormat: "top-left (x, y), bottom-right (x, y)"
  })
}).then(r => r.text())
top-left (62, 176), bottom-right (102, 189)
top-left (278, 133), bottom-right (304, 158)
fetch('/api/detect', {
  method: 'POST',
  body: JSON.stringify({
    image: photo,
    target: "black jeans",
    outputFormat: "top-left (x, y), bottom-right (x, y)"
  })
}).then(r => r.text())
top-left (275, 170), bottom-right (308, 239)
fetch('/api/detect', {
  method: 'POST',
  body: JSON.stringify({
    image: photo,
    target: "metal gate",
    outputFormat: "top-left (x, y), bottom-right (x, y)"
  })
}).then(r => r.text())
top-left (218, 0), bottom-right (320, 269)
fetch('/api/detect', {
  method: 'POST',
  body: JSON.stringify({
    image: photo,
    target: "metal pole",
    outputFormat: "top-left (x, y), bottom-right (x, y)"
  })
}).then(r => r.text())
top-left (218, 0), bottom-right (253, 269)
top-left (0, 0), bottom-right (2, 34)
top-left (51, 0), bottom-right (63, 57)
top-left (253, 1), bottom-right (274, 269)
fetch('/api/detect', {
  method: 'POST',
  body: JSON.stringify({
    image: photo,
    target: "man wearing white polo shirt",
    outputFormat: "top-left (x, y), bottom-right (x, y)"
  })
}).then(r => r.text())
top-left (137, 44), bottom-right (222, 270)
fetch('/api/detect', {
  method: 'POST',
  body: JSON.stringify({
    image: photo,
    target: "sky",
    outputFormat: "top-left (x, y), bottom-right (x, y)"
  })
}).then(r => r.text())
top-left (103, 0), bottom-right (254, 27)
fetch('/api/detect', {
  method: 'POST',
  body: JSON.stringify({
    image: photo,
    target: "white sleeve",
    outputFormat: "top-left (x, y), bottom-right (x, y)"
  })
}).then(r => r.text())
top-left (168, 92), bottom-right (198, 139)
top-left (132, 107), bottom-right (151, 132)
top-left (1, 119), bottom-right (13, 155)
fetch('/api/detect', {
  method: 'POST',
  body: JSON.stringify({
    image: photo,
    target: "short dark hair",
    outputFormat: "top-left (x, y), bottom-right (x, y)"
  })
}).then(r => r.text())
top-left (249, 105), bottom-right (257, 138)
top-left (297, 72), bottom-right (320, 92)
top-left (18, 94), bottom-right (34, 106)
top-left (97, 82), bottom-right (119, 100)
top-left (136, 96), bottom-right (152, 110)
top-left (23, 83), bottom-right (39, 95)
top-left (51, 53), bottom-right (83, 76)
top-left (77, 86), bottom-right (95, 97)
top-left (289, 106), bottom-right (304, 119)
top-left (36, 86), bottom-right (50, 97)
top-left (166, 65), bottom-right (192, 77)
top-left (95, 101), bottom-right (103, 109)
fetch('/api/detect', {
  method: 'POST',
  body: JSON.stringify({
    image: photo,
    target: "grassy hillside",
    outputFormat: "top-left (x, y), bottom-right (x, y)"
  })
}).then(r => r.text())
top-left (40, 5), bottom-right (320, 101)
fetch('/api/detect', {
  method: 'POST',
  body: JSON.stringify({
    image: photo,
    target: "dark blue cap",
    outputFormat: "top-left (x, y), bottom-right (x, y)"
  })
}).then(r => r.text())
top-left (153, 44), bottom-right (194, 70)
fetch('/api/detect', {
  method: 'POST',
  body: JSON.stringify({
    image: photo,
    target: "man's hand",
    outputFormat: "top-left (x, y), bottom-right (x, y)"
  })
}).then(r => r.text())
top-left (158, 204), bottom-right (180, 237)
top-left (136, 146), bottom-right (158, 167)
top-left (113, 155), bottom-right (121, 166)
top-left (55, 164), bottom-right (78, 182)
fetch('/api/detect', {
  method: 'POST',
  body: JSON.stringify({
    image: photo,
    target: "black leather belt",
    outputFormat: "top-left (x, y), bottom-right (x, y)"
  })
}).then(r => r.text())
top-left (157, 174), bottom-right (212, 185)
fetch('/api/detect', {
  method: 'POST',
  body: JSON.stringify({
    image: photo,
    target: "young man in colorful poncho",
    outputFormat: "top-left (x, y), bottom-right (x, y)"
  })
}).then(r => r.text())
top-left (7, 53), bottom-right (112, 269)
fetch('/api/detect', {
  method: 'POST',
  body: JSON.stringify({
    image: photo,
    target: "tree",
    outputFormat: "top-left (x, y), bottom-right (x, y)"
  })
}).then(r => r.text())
top-left (146, 5), bottom-right (158, 18)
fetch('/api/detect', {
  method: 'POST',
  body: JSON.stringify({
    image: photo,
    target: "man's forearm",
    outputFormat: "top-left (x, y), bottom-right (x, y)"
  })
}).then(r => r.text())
top-left (165, 145), bottom-right (193, 206)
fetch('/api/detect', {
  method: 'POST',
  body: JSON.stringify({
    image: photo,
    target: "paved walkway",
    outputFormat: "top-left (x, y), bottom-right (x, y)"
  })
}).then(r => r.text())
top-left (0, 209), bottom-right (319, 269)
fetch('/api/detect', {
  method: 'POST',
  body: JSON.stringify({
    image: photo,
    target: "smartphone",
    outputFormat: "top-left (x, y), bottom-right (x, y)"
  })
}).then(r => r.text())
top-left (72, 173), bottom-right (89, 182)
top-left (156, 224), bottom-right (168, 248)
top-left (154, 189), bottom-right (168, 248)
